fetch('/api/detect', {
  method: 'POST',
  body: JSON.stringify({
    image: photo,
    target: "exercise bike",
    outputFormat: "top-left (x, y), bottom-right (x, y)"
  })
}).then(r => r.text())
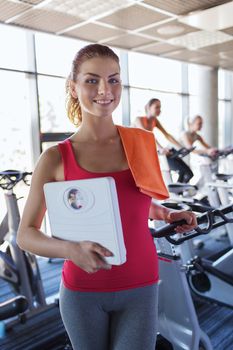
top-left (154, 205), bottom-right (233, 309)
top-left (151, 204), bottom-right (233, 349)
top-left (159, 147), bottom-right (195, 185)
top-left (0, 170), bottom-right (70, 350)
top-left (150, 215), bottom-right (212, 349)
top-left (0, 170), bottom-right (46, 310)
top-left (193, 146), bottom-right (233, 192)
top-left (204, 174), bottom-right (233, 246)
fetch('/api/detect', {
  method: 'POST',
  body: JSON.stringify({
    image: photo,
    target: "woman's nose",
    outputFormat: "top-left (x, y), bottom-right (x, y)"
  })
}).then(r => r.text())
top-left (98, 79), bottom-right (110, 95)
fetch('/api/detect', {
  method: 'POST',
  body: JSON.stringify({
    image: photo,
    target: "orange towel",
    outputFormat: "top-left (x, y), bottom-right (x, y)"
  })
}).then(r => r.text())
top-left (116, 125), bottom-right (169, 200)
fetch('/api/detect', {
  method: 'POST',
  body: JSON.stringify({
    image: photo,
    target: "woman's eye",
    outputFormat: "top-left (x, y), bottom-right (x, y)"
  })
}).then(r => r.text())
top-left (109, 78), bottom-right (119, 84)
top-left (86, 79), bottom-right (98, 84)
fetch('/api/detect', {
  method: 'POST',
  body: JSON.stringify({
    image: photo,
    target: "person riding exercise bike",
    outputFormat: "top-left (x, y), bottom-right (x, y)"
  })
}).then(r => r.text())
top-left (134, 98), bottom-right (194, 183)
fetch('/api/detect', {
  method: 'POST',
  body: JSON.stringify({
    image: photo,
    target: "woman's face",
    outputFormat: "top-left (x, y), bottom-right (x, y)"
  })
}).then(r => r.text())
top-left (148, 101), bottom-right (161, 117)
top-left (72, 56), bottom-right (122, 119)
top-left (192, 116), bottom-right (203, 131)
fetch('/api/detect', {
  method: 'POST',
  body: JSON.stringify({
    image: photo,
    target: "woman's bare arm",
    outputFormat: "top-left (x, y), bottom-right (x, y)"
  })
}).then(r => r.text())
top-left (198, 136), bottom-right (218, 156)
top-left (182, 132), bottom-right (217, 155)
top-left (198, 135), bottom-right (212, 149)
top-left (149, 201), bottom-right (197, 233)
top-left (17, 146), bottom-right (112, 274)
top-left (156, 119), bottom-right (182, 148)
top-left (17, 146), bottom-right (70, 258)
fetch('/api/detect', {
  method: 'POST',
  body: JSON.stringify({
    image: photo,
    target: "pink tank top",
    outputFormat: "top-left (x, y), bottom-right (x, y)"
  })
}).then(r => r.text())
top-left (58, 139), bottom-right (159, 292)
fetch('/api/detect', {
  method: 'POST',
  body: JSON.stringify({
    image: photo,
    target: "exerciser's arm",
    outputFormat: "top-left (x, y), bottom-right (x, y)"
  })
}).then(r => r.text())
top-left (182, 132), bottom-right (217, 156)
top-left (198, 135), bottom-right (218, 156)
top-left (156, 119), bottom-right (182, 149)
top-left (149, 201), bottom-right (197, 233)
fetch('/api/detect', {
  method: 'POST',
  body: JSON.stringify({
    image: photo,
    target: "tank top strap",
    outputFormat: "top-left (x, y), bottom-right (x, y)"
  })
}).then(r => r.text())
top-left (152, 118), bottom-right (157, 128)
top-left (141, 117), bottom-right (148, 129)
top-left (58, 139), bottom-right (78, 180)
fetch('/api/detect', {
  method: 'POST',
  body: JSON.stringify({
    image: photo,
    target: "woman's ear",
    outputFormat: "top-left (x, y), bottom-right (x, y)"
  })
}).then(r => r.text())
top-left (69, 80), bottom-right (78, 99)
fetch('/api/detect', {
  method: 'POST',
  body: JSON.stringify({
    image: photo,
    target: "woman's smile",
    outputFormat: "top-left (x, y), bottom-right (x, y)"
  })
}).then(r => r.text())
top-left (93, 99), bottom-right (114, 105)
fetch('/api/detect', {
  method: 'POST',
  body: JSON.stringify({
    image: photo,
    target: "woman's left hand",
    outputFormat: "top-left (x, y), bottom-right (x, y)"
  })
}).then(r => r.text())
top-left (166, 210), bottom-right (197, 233)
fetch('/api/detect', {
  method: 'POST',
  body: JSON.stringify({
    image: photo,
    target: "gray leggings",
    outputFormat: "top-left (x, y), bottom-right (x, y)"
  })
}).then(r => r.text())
top-left (59, 283), bottom-right (158, 350)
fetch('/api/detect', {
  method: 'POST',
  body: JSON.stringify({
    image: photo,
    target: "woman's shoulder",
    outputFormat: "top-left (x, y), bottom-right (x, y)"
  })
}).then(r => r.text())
top-left (33, 144), bottom-right (64, 182)
top-left (41, 144), bottom-right (61, 160)
top-left (180, 130), bottom-right (192, 138)
top-left (36, 144), bottom-right (62, 172)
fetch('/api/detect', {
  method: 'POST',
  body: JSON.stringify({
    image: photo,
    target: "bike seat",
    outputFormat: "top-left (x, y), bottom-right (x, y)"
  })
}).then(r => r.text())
top-left (168, 183), bottom-right (197, 194)
top-left (0, 296), bottom-right (28, 321)
top-left (0, 170), bottom-right (22, 179)
top-left (215, 173), bottom-right (233, 181)
top-left (0, 170), bottom-right (32, 190)
top-left (168, 147), bottom-right (195, 159)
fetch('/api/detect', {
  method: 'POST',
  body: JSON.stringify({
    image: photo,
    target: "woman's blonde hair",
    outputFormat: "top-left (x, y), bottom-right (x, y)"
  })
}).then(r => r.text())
top-left (66, 44), bottom-right (120, 127)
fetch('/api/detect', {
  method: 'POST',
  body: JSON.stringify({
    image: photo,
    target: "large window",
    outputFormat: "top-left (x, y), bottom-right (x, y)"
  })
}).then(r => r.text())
top-left (218, 69), bottom-right (232, 147)
top-left (128, 51), bottom-right (183, 137)
top-left (0, 70), bottom-right (33, 170)
top-left (0, 69), bottom-right (33, 225)
top-left (0, 24), bottom-right (32, 71)
top-left (38, 75), bottom-right (75, 133)
top-left (35, 33), bottom-right (88, 77)
top-left (218, 100), bottom-right (232, 148)
top-left (129, 88), bottom-right (182, 144)
top-left (218, 69), bottom-right (232, 100)
top-left (128, 52), bottom-right (182, 93)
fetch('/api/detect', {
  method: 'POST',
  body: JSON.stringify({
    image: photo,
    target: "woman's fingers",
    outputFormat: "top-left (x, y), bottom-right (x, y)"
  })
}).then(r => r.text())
top-left (88, 242), bottom-right (113, 272)
top-left (168, 210), bottom-right (197, 232)
top-left (92, 242), bottom-right (114, 257)
top-left (69, 241), bottom-right (113, 273)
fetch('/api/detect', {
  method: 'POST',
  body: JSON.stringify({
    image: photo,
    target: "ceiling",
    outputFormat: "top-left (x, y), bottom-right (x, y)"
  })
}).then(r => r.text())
top-left (1, 0), bottom-right (233, 70)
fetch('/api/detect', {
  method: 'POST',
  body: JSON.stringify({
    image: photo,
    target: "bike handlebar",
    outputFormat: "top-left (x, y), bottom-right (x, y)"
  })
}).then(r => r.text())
top-left (0, 170), bottom-right (32, 190)
top-left (168, 146), bottom-right (195, 159)
top-left (199, 146), bottom-right (233, 161)
top-left (151, 204), bottom-right (233, 245)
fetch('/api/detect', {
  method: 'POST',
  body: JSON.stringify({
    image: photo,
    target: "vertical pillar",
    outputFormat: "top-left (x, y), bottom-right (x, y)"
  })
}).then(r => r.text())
top-left (120, 51), bottom-right (131, 126)
top-left (228, 71), bottom-right (233, 145)
top-left (181, 63), bottom-right (189, 130)
top-left (25, 32), bottom-right (41, 166)
top-left (193, 67), bottom-right (218, 147)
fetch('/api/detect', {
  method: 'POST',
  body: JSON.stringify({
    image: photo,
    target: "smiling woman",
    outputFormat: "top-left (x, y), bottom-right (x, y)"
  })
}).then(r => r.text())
top-left (71, 57), bottom-right (121, 119)
top-left (66, 45), bottom-right (121, 127)
top-left (17, 43), bottom-right (197, 350)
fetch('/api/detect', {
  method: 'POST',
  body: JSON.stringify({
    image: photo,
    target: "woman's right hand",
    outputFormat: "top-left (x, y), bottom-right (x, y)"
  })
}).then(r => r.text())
top-left (66, 241), bottom-right (113, 274)
top-left (207, 147), bottom-right (218, 157)
top-left (159, 147), bottom-right (171, 156)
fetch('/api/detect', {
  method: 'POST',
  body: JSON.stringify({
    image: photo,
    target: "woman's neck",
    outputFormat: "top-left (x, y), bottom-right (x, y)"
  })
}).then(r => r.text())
top-left (75, 117), bottom-right (118, 142)
top-left (147, 114), bottom-right (156, 119)
top-left (190, 127), bottom-right (197, 134)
